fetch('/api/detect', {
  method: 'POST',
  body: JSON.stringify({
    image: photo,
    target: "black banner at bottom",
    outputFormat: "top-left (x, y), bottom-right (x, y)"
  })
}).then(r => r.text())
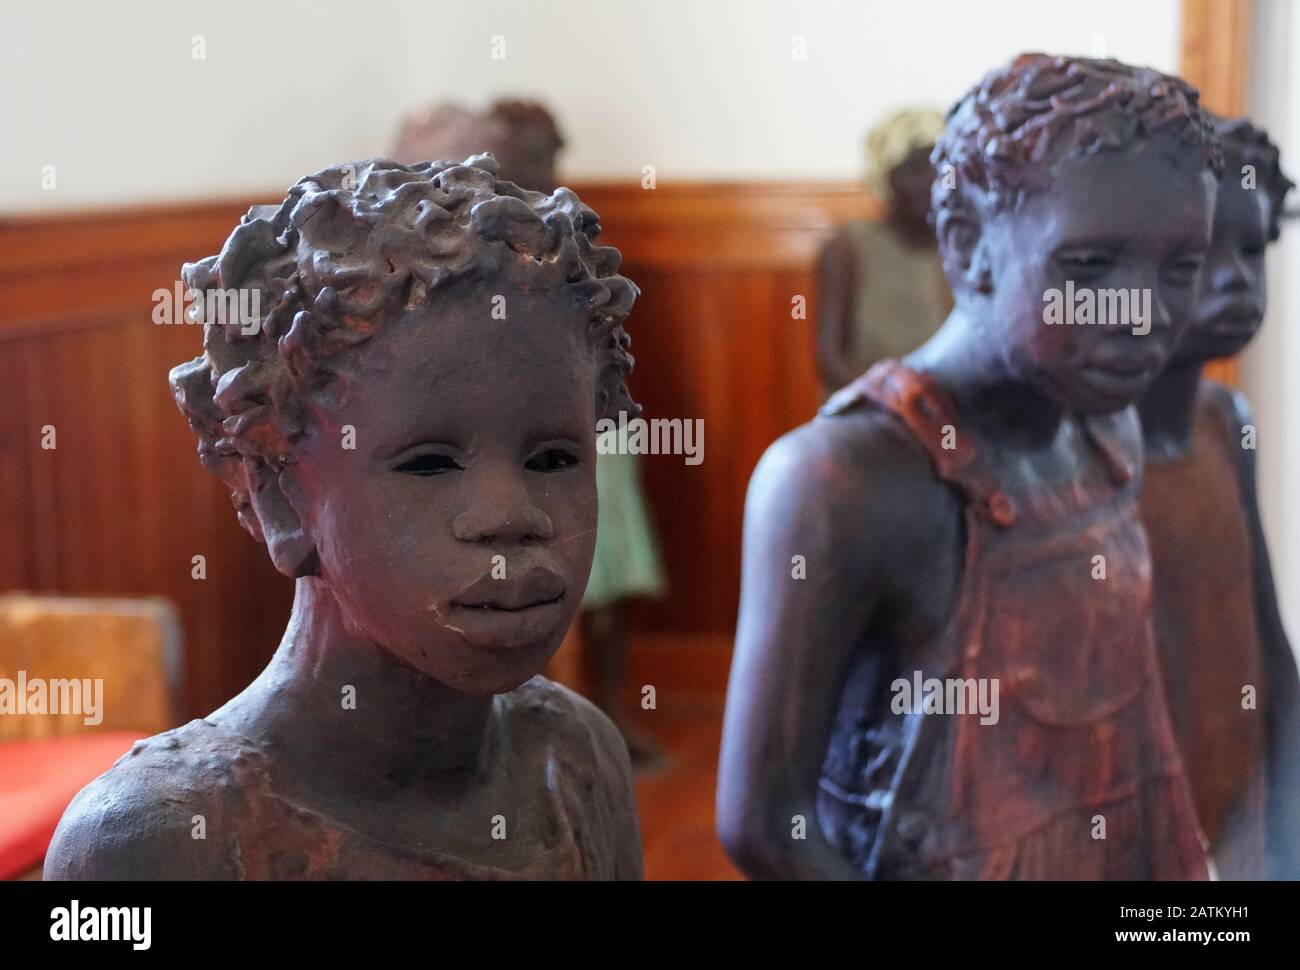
top-left (1, 879), bottom-right (1292, 957)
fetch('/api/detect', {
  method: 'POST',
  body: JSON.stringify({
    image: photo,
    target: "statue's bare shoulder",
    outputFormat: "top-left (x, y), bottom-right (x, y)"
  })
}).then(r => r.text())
top-left (44, 720), bottom-right (251, 880)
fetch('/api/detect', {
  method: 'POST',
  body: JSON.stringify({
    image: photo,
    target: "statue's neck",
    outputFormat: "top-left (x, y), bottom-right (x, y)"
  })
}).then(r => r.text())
top-left (220, 577), bottom-right (496, 795)
top-left (909, 309), bottom-right (1069, 450)
top-left (1137, 359), bottom-right (1203, 463)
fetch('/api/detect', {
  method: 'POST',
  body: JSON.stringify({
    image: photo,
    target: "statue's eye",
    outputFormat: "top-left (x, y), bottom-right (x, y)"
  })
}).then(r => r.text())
top-left (396, 453), bottom-right (463, 476)
top-left (1165, 256), bottom-right (1204, 286)
top-left (1057, 252), bottom-right (1115, 276)
top-left (525, 449), bottom-right (579, 473)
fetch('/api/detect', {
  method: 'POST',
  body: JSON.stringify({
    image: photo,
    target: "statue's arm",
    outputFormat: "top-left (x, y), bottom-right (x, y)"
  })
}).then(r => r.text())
top-left (1221, 387), bottom-right (1300, 878)
top-left (44, 764), bottom-right (232, 880)
top-left (584, 699), bottom-right (646, 881)
top-left (717, 421), bottom-right (888, 880)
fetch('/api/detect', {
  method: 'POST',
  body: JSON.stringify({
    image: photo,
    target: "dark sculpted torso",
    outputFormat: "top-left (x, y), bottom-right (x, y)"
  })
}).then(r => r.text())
top-left (816, 362), bottom-right (1205, 878)
top-left (45, 677), bottom-right (642, 880)
top-left (1141, 378), bottom-right (1300, 879)
top-left (719, 359), bottom-right (1208, 880)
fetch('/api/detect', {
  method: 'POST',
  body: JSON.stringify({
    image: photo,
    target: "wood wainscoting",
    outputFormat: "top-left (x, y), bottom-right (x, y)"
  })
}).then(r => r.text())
top-left (0, 199), bottom-right (296, 720)
top-left (0, 181), bottom-right (873, 718)
top-left (577, 182), bottom-right (876, 653)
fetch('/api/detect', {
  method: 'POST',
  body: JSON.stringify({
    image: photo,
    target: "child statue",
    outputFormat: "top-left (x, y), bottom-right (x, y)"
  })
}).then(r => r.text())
top-left (1137, 116), bottom-right (1299, 879)
top-left (392, 99), bottom-right (565, 194)
top-left (718, 55), bottom-right (1220, 880)
top-left (816, 107), bottom-right (953, 395)
top-left (44, 155), bottom-right (645, 880)
top-left (390, 99), bottom-right (669, 769)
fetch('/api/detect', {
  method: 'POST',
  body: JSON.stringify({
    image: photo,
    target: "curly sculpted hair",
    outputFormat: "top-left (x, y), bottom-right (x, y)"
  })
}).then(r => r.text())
top-left (931, 54), bottom-right (1222, 255)
top-left (170, 154), bottom-right (638, 545)
top-left (1213, 115), bottom-right (1294, 241)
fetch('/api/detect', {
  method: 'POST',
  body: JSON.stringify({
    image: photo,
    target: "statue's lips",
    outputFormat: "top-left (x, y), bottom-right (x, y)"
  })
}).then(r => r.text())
top-left (1076, 348), bottom-right (1165, 402)
top-left (452, 593), bottom-right (565, 613)
top-left (447, 589), bottom-right (568, 652)
top-left (1083, 346), bottom-right (1166, 378)
top-left (451, 567), bottom-right (567, 612)
top-left (1200, 301), bottom-right (1262, 338)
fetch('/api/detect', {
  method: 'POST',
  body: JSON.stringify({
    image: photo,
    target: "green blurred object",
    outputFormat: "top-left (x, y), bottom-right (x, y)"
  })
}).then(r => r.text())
top-left (582, 433), bottom-right (668, 609)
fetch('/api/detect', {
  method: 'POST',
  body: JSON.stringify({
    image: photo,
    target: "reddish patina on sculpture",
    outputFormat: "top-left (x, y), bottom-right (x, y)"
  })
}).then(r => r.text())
top-left (44, 155), bottom-right (644, 880)
top-left (816, 361), bottom-right (1205, 878)
top-left (1138, 116), bottom-right (1300, 880)
top-left (717, 54), bottom-right (1222, 880)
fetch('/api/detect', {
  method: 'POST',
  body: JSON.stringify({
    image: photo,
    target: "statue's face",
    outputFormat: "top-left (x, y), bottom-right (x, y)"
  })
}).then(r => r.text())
top-left (1171, 174), bottom-right (1270, 364)
top-left (286, 279), bottom-right (599, 695)
top-left (974, 144), bottom-right (1216, 413)
top-left (888, 143), bottom-right (936, 228)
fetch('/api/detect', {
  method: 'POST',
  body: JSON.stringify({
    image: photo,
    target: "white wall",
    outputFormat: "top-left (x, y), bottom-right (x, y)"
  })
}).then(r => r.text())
top-left (1243, 0), bottom-right (1300, 643)
top-left (0, 0), bottom-right (409, 212)
top-left (1, 0), bottom-right (1180, 212)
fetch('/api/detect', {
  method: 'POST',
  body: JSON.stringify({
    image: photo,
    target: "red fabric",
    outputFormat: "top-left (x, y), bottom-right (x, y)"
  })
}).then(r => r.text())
top-left (0, 732), bottom-right (142, 879)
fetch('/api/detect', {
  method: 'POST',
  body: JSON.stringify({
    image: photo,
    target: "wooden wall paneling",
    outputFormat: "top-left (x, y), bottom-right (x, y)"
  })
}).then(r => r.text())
top-left (1181, 0), bottom-right (1251, 116)
top-left (0, 340), bottom-right (34, 586)
top-left (121, 317), bottom-right (167, 594)
top-left (578, 182), bottom-right (869, 693)
top-left (15, 337), bottom-right (48, 586)
top-left (0, 315), bottom-right (292, 717)
top-left (584, 182), bottom-right (870, 644)
top-left (0, 201), bottom-right (294, 719)
top-left (624, 267), bottom-right (690, 631)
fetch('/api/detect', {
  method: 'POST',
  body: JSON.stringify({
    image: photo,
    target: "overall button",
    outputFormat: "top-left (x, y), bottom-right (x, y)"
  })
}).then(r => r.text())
top-left (896, 810), bottom-right (930, 847)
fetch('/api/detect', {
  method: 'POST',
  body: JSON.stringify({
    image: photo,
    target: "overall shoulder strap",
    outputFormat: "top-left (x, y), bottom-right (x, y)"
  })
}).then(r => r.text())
top-left (1080, 412), bottom-right (1138, 487)
top-left (822, 359), bottom-right (1017, 528)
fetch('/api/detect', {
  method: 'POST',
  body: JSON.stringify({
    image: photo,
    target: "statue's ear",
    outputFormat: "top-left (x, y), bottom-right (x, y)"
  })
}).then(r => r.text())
top-left (935, 211), bottom-right (993, 296)
top-left (244, 457), bottom-right (319, 577)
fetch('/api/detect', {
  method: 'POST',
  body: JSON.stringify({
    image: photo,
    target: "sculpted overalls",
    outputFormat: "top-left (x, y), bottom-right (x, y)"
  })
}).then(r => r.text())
top-left (816, 360), bottom-right (1209, 880)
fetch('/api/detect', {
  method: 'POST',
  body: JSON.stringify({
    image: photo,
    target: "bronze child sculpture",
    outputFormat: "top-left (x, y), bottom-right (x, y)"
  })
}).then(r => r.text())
top-left (45, 155), bottom-right (644, 879)
top-left (718, 55), bottom-right (1220, 879)
top-left (816, 107), bottom-right (952, 395)
top-left (1137, 116), bottom-right (1299, 879)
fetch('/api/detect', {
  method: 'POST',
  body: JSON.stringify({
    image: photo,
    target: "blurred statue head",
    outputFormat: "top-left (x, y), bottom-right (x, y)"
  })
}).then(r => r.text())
top-left (864, 107), bottom-right (946, 226)
top-left (392, 99), bottom-right (565, 193)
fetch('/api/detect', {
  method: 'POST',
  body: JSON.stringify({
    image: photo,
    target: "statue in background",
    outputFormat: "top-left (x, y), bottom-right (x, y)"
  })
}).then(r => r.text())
top-left (815, 108), bottom-right (952, 395)
top-left (1137, 115), bottom-right (1299, 879)
top-left (392, 99), bottom-right (565, 194)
